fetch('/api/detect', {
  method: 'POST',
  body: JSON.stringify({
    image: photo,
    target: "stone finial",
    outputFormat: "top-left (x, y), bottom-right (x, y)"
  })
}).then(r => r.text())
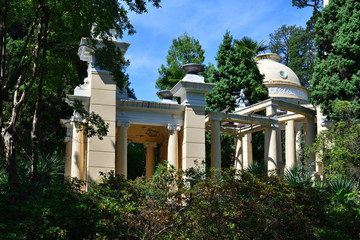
top-left (180, 63), bottom-right (205, 74)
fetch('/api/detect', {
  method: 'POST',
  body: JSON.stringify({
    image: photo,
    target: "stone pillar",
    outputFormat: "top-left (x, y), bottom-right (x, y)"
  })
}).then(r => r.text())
top-left (305, 116), bottom-right (315, 170)
top-left (116, 121), bottom-right (129, 178)
top-left (285, 120), bottom-right (296, 169)
top-left (316, 106), bottom-right (326, 179)
top-left (167, 124), bottom-right (180, 169)
top-left (182, 106), bottom-right (206, 171)
top-left (211, 119), bottom-right (221, 177)
top-left (71, 125), bottom-right (84, 179)
top-left (170, 72), bottom-right (215, 173)
top-left (159, 142), bottom-right (168, 166)
top-left (144, 142), bottom-right (157, 179)
top-left (234, 134), bottom-right (243, 170)
top-left (295, 123), bottom-right (303, 164)
top-left (60, 119), bottom-right (73, 178)
top-left (242, 134), bottom-right (253, 169)
top-left (265, 104), bottom-right (279, 173)
top-left (64, 139), bottom-right (72, 178)
top-left (268, 123), bottom-right (279, 174)
top-left (277, 125), bottom-right (283, 170)
top-left (264, 127), bottom-right (270, 169)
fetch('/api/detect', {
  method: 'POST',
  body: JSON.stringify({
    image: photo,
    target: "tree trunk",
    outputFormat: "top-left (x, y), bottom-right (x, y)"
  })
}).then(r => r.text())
top-left (31, 15), bottom-right (48, 177)
top-left (2, 128), bottom-right (17, 183)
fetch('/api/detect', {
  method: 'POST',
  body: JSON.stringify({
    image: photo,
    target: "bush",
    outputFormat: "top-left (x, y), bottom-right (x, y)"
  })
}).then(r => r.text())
top-left (1, 165), bottom-right (359, 239)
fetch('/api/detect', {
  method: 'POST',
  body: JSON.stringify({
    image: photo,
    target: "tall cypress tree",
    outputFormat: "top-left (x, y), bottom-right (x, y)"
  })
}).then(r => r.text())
top-left (311, 0), bottom-right (360, 116)
top-left (206, 32), bottom-right (267, 112)
top-left (205, 32), bottom-right (268, 168)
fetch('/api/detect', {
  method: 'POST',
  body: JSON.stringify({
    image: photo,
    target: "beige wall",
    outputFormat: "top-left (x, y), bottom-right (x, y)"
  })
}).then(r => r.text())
top-left (86, 71), bottom-right (117, 182)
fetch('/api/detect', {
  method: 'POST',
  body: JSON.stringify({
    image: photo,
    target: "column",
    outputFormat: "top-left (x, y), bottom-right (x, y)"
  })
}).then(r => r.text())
top-left (71, 125), bottom-right (84, 179)
top-left (234, 134), bottom-right (243, 170)
top-left (316, 106), bottom-right (326, 179)
top-left (268, 123), bottom-right (279, 174)
top-left (242, 134), bottom-right (253, 169)
top-left (60, 119), bottom-right (73, 178)
top-left (144, 142), bottom-right (157, 179)
top-left (305, 116), bottom-right (315, 170)
top-left (285, 120), bottom-right (296, 170)
top-left (64, 138), bottom-right (72, 178)
top-left (211, 119), bottom-right (221, 177)
top-left (266, 104), bottom-right (279, 173)
top-left (159, 142), bottom-right (168, 166)
top-left (295, 123), bottom-right (303, 164)
top-left (167, 124), bottom-right (180, 169)
top-left (264, 127), bottom-right (270, 169)
top-left (116, 121), bottom-right (129, 178)
top-left (277, 125), bottom-right (283, 169)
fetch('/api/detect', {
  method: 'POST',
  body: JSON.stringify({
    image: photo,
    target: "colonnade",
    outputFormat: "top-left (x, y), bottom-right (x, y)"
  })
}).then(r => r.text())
top-left (115, 122), bottom-right (181, 179)
top-left (209, 109), bottom-right (316, 175)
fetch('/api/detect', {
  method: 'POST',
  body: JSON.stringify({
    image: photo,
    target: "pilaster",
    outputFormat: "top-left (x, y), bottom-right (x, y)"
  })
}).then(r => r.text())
top-left (144, 142), bottom-right (157, 179)
top-left (285, 120), bottom-right (296, 169)
top-left (211, 119), bottom-right (221, 178)
top-left (116, 121), bottom-right (130, 178)
top-left (167, 124), bottom-right (180, 169)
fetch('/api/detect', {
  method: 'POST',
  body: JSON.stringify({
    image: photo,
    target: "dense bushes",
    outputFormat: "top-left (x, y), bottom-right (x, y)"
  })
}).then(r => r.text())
top-left (1, 165), bottom-right (359, 239)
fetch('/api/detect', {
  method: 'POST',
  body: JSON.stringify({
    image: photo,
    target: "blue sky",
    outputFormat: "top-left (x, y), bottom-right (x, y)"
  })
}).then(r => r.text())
top-left (122, 0), bottom-right (314, 102)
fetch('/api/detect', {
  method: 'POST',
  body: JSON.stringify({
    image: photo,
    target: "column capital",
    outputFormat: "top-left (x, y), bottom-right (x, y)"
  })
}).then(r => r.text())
top-left (167, 123), bottom-right (181, 133)
top-left (144, 142), bottom-right (157, 148)
top-left (70, 111), bottom-right (87, 124)
top-left (118, 120), bottom-right (130, 128)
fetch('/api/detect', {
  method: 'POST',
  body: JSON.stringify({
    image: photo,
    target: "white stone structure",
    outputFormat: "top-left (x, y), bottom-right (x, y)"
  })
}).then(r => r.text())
top-left (64, 38), bottom-right (326, 186)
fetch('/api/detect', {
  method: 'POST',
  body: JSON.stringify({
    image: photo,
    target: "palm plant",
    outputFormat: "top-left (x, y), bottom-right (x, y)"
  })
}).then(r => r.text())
top-left (16, 153), bottom-right (64, 181)
top-left (234, 36), bottom-right (268, 61)
top-left (284, 164), bottom-right (312, 186)
top-left (329, 175), bottom-right (358, 201)
top-left (245, 161), bottom-right (267, 175)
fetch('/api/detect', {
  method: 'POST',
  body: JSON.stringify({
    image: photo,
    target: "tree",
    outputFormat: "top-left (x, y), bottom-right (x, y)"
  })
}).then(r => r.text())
top-left (269, 25), bottom-right (314, 87)
top-left (310, 0), bottom-right (360, 116)
top-left (155, 33), bottom-right (206, 90)
top-left (311, 101), bottom-right (360, 183)
top-left (206, 32), bottom-right (268, 112)
top-left (0, 0), bottom-right (161, 182)
top-left (292, 0), bottom-right (323, 31)
top-left (292, 0), bottom-right (323, 11)
top-left (205, 32), bottom-right (268, 168)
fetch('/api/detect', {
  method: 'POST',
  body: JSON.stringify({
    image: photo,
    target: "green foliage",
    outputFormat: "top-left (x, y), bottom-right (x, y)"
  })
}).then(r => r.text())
top-left (284, 164), bottom-right (312, 186)
top-left (291, 0), bottom-right (323, 32)
top-left (156, 33), bottom-right (207, 90)
top-left (205, 33), bottom-right (267, 168)
top-left (292, 0), bottom-right (323, 10)
top-left (206, 32), bottom-right (268, 112)
top-left (244, 161), bottom-right (267, 176)
top-left (71, 99), bottom-right (109, 140)
top-left (329, 175), bottom-right (358, 201)
top-left (311, 0), bottom-right (360, 116)
top-left (311, 101), bottom-right (360, 182)
top-left (1, 0), bottom-right (161, 180)
top-left (269, 24), bottom-right (314, 87)
top-left (1, 165), bottom-right (360, 239)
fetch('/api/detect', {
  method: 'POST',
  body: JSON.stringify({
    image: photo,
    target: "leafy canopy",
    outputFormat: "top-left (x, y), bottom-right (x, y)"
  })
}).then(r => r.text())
top-left (206, 32), bottom-right (268, 112)
top-left (310, 0), bottom-right (360, 116)
top-left (269, 24), bottom-right (314, 87)
top-left (156, 33), bottom-right (206, 90)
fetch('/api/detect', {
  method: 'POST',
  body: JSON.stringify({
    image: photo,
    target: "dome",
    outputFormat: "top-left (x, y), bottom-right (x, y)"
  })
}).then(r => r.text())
top-left (255, 53), bottom-right (309, 102)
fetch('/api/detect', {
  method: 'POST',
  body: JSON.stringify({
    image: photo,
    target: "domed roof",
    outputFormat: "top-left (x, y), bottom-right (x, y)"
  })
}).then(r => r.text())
top-left (255, 53), bottom-right (300, 85)
top-left (255, 53), bottom-right (308, 101)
